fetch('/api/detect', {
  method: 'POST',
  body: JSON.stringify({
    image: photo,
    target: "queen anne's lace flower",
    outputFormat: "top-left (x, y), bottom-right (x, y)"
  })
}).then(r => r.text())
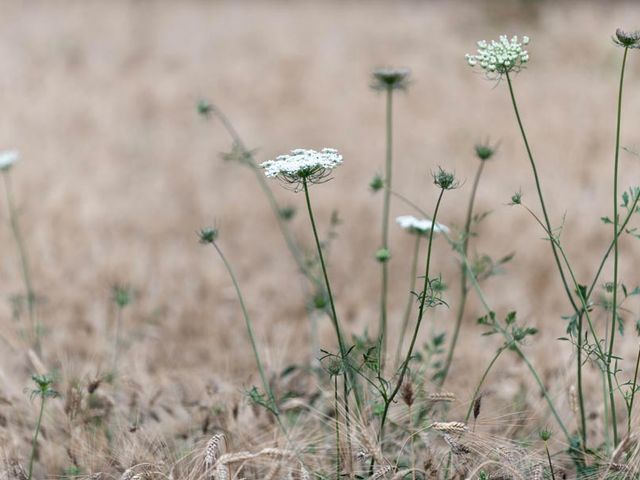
top-left (396, 215), bottom-right (449, 235)
top-left (0, 150), bottom-right (19, 171)
top-left (465, 35), bottom-right (530, 77)
top-left (613, 28), bottom-right (640, 48)
top-left (371, 67), bottom-right (411, 91)
top-left (260, 148), bottom-right (342, 189)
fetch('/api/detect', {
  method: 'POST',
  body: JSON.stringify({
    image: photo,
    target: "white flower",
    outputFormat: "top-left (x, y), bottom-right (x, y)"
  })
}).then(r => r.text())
top-left (396, 215), bottom-right (449, 235)
top-left (466, 35), bottom-right (530, 77)
top-left (0, 150), bottom-right (19, 171)
top-left (260, 148), bottom-right (343, 188)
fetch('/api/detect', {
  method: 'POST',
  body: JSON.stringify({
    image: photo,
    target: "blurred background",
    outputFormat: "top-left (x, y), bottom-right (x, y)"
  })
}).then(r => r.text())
top-left (1, 0), bottom-right (640, 440)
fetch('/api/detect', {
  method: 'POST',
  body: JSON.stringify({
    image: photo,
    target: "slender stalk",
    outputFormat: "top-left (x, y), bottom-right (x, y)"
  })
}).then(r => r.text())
top-left (334, 375), bottom-right (341, 479)
top-left (394, 234), bottom-right (422, 369)
top-left (464, 347), bottom-right (503, 423)
top-left (504, 71), bottom-right (578, 315)
top-left (2, 171), bottom-right (38, 350)
top-left (576, 316), bottom-right (587, 448)
top-left (302, 179), bottom-right (362, 411)
top-left (27, 396), bottom-right (45, 480)
top-left (112, 306), bottom-right (124, 374)
top-left (440, 160), bottom-right (486, 386)
top-left (627, 342), bottom-right (640, 435)
top-left (607, 46), bottom-right (629, 446)
top-left (378, 188), bottom-right (446, 445)
top-left (544, 441), bottom-right (557, 480)
top-left (211, 242), bottom-right (277, 414)
top-left (379, 87), bottom-right (394, 370)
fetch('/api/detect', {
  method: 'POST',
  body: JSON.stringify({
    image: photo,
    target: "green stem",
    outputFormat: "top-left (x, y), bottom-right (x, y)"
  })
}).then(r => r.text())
top-left (627, 341), bottom-right (640, 435)
top-left (379, 87), bottom-right (394, 371)
top-left (394, 234), bottom-right (422, 369)
top-left (504, 71), bottom-right (578, 315)
top-left (334, 375), bottom-right (341, 479)
top-left (302, 179), bottom-right (361, 410)
top-left (2, 171), bottom-right (38, 351)
top-left (607, 46), bottom-right (628, 447)
top-left (378, 188), bottom-right (446, 448)
top-left (211, 242), bottom-right (277, 414)
top-left (27, 396), bottom-right (45, 480)
top-left (545, 442), bottom-right (557, 480)
top-left (464, 347), bottom-right (503, 423)
top-left (440, 160), bottom-right (486, 386)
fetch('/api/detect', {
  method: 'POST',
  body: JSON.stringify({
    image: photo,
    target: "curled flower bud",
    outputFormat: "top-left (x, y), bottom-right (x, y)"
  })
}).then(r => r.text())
top-left (371, 67), bottom-right (411, 91)
top-left (198, 227), bottom-right (219, 244)
top-left (0, 150), bottom-right (19, 172)
top-left (613, 28), bottom-right (640, 48)
top-left (375, 248), bottom-right (391, 263)
top-left (433, 168), bottom-right (458, 190)
top-left (474, 141), bottom-right (498, 161)
top-left (260, 148), bottom-right (343, 191)
top-left (510, 191), bottom-right (522, 205)
top-left (466, 35), bottom-right (530, 78)
top-left (369, 174), bottom-right (384, 192)
top-left (197, 99), bottom-right (214, 118)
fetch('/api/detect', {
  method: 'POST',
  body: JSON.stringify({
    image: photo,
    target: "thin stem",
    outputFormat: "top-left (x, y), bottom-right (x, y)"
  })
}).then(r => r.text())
top-left (394, 234), bottom-right (422, 369)
top-left (627, 342), bottom-right (640, 435)
top-left (464, 347), bottom-right (503, 423)
top-left (504, 71), bottom-right (578, 315)
top-left (211, 242), bottom-right (277, 414)
top-left (379, 87), bottom-right (394, 370)
top-left (3, 171), bottom-right (38, 350)
top-left (607, 46), bottom-right (628, 446)
top-left (112, 306), bottom-right (124, 374)
top-left (378, 188), bottom-right (446, 447)
top-left (27, 396), bottom-right (45, 480)
top-left (334, 375), bottom-right (341, 479)
top-left (440, 160), bottom-right (486, 386)
top-left (302, 179), bottom-right (362, 410)
top-left (544, 442), bottom-right (557, 480)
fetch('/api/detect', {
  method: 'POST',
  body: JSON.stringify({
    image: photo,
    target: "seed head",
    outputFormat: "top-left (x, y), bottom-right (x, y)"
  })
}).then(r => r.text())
top-left (112, 284), bottom-right (133, 308)
top-left (369, 173), bottom-right (384, 192)
top-left (466, 35), bottom-right (530, 78)
top-left (260, 148), bottom-right (342, 191)
top-left (197, 99), bottom-right (214, 118)
top-left (613, 28), bottom-right (640, 48)
top-left (198, 227), bottom-right (219, 244)
top-left (0, 150), bottom-right (19, 172)
top-left (510, 191), bottom-right (522, 205)
top-left (401, 381), bottom-right (415, 407)
top-left (371, 67), bottom-right (411, 91)
top-left (433, 168), bottom-right (458, 190)
top-left (430, 421), bottom-right (467, 434)
top-left (396, 215), bottom-right (449, 235)
top-left (375, 247), bottom-right (391, 263)
top-left (539, 429), bottom-right (552, 442)
top-left (474, 141), bottom-right (498, 161)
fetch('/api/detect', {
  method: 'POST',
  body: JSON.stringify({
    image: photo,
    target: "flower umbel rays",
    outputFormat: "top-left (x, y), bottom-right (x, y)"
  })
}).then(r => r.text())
top-left (0, 150), bottom-right (19, 171)
top-left (613, 28), bottom-right (640, 48)
top-left (396, 215), bottom-right (449, 235)
top-left (371, 67), bottom-right (411, 91)
top-left (466, 35), bottom-right (530, 78)
top-left (260, 148), bottom-right (342, 191)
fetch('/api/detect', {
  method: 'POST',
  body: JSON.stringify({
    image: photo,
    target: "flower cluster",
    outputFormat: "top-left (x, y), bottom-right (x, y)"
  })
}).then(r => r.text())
top-left (396, 215), bottom-right (449, 235)
top-left (260, 148), bottom-right (343, 189)
top-left (465, 35), bottom-right (530, 77)
top-left (613, 28), bottom-right (640, 48)
top-left (0, 150), bottom-right (19, 172)
top-left (371, 67), bottom-right (411, 91)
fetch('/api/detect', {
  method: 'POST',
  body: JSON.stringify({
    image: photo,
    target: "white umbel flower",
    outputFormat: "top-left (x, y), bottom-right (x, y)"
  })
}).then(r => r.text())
top-left (396, 215), bottom-right (449, 235)
top-left (260, 148), bottom-right (342, 189)
top-left (466, 35), bottom-right (530, 77)
top-left (0, 150), bottom-right (19, 171)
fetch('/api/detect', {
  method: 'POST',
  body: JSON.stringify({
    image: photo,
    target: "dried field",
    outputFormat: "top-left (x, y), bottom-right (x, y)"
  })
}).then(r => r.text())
top-left (1, 0), bottom-right (640, 477)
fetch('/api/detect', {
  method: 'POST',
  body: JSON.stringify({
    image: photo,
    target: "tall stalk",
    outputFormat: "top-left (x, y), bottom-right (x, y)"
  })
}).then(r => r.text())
top-left (27, 395), bottom-right (45, 480)
top-left (607, 46), bottom-right (629, 446)
top-left (2, 171), bottom-right (38, 350)
top-left (379, 87), bottom-right (394, 370)
top-left (439, 160), bottom-right (486, 385)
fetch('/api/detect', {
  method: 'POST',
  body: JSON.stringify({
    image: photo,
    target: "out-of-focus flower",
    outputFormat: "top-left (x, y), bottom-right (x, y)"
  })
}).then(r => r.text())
top-left (466, 35), bottom-right (530, 77)
top-left (396, 215), bottom-right (449, 235)
top-left (0, 150), bottom-right (19, 172)
top-left (371, 67), bottom-right (411, 91)
top-left (260, 148), bottom-right (342, 189)
top-left (613, 28), bottom-right (640, 48)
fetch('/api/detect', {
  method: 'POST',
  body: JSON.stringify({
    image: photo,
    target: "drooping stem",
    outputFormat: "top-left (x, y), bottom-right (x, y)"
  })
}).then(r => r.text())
top-left (607, 46), bottom-right (629, 446)
top-left (2, 171), bottom-right (38, 351)
top-left (394, 234), bottom-right (422, 369)
top-left (27, 396), bottom-right (45, 480)
top-left (379, 87), bottom-right (394, 370)
top-left (302, 179), bottom-right (362, 410)
top-left (464, 347), bottom-right (503, 423)
top-left (440, 160), bottom-right (486, 386)
top-left (211, 242), bottom-right (277, 415)
top-left (378, 188), bottom-right (446, 446)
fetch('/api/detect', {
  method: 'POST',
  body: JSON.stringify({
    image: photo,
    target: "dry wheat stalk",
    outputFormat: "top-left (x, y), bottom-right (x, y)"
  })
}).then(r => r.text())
top-left (205, 433), bottom-right (225, 470)
top-left (427, 392), bottom-right (456, 402)
top-left (371, 464), bottom-right (393, 479)
top-left (359, 427), bottom-right (384, 465)
top-left (430, 422), bottom-right (467, 434)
